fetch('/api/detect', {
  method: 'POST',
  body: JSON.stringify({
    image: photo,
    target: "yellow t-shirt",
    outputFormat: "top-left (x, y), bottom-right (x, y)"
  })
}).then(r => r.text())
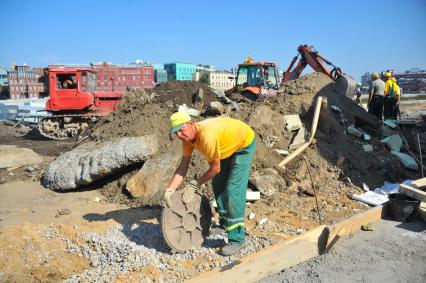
top-left (182, 117), bottom-right (255, 162)
top-left (385, 80), bottom-right (400, 97)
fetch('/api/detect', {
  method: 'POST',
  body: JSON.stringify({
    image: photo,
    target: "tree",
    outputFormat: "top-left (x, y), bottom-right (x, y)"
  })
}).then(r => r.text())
top-left (199, 74), bottom-right (210, 85)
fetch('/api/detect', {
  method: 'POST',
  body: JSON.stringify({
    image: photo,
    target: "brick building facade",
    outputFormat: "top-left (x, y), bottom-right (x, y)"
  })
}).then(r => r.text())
top-left (93, 62), bottom-right (154, 91)
top-left (7, 65), bottom-right (45, 99)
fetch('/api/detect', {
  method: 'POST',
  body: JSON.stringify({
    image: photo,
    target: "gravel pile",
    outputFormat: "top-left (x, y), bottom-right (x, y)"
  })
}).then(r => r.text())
top-left (44, 223), bottom-right (273, 282)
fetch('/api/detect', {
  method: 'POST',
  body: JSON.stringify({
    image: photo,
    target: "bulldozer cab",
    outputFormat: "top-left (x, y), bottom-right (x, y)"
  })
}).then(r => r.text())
top-left (236, 63), bottom-right (279, 90)
top-left (47, 67), bottom-right (99, 111)
top-left (234, 62), bottom-right (279, 100)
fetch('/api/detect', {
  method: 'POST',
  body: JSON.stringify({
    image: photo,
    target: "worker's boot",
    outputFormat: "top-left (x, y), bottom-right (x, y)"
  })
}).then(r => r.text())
top-left (219, 242), bottom-right (244, 256)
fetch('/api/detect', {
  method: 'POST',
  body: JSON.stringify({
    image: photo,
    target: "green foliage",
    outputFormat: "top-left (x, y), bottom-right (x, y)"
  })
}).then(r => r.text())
top-left (199, 74), bottom-right (209, 85)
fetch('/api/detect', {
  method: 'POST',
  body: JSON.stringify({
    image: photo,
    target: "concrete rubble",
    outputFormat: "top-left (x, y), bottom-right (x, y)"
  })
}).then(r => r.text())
top-left (284, 114), bottom-right (302, 131)
top-left (381, 135), bottom-right (403, 152)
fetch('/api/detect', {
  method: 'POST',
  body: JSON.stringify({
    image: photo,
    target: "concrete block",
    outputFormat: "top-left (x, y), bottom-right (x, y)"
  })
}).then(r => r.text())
top-left (391, 151), bottom-right (418, 170)
top-left (362, 144), bottom-right (374, 152)
top-left (289, 127), bottom-right (307, 151)
top-left (347, 125), bottom-right (364, 138)
top-left (284, 114), bottom-right (302, 131)
top-left (381, 135), bottom-right (403, 152)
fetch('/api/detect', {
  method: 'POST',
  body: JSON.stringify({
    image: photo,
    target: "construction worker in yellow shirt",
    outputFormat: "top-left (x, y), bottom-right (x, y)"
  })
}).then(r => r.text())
top-left (164, 112), bottom-right (256, 256)
top-left (383, 72), bottom-right (400, 120)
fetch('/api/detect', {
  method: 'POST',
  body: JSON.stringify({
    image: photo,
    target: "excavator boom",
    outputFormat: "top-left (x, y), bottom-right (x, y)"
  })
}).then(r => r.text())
top-left (282, 44), bottom-right (356, 98)
top-left (282, 45), bottom-right (342, 85)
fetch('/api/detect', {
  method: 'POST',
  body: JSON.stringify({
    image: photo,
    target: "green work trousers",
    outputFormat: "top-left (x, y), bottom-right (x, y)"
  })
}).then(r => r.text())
top-left (212, 137), bottom-right (256, 244)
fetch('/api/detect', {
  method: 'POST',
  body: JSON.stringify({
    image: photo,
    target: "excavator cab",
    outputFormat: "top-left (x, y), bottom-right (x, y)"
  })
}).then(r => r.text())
top-left (230, 58), bottom-right (279, 100)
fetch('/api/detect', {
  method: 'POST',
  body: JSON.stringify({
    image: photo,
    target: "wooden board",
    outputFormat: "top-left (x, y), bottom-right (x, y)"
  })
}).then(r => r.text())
top-left (188, 225), bottom-right (327, 283)
top-left (399, 184), bottom-right (426, 202)
top-left (189, 206), bottom-right (386, 283)
top-left (411, 178), bottom-right (426, 188)
top-left (325, 205), bottom-right (386, 252)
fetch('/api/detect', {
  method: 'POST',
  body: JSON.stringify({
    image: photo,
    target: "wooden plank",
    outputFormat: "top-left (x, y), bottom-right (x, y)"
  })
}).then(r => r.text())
top-left (399, 184), bottom-right (426, 202)
top-left (189, 207), bottom-right (386, 283)
top-left (411, 178), bottom-right (426, 188)
top-left (188, 225), bottom-right (327, 283)
top-left (325, 205), bottom-right (386, 252)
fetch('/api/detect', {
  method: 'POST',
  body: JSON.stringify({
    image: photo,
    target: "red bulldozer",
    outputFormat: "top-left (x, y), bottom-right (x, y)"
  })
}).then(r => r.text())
top-left (38, 67), bottom-right (123, 140)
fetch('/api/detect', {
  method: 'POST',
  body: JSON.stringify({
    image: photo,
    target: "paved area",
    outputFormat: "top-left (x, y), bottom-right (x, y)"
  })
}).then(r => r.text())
top-left (260, 219), bottom-right (426, 283)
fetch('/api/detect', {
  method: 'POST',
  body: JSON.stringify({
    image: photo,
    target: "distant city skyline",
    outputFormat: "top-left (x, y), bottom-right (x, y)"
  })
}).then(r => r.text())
top-left (1, 0), bottom-right (425, 82)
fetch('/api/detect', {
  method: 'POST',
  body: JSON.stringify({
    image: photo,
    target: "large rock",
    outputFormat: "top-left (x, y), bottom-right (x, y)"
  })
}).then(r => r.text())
top-left (126, 151), bottom-right (180, 198)
top-left (0, 146), bottom-right (42, 169)
top-left (250, 168), bottom-right (286, 196)
top-left (42, 136), bottom-right (158, 191)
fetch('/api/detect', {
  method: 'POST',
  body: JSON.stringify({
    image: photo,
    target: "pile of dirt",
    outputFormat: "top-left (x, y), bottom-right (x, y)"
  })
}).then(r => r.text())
top-left (85, 75), bottom-right (411, 228)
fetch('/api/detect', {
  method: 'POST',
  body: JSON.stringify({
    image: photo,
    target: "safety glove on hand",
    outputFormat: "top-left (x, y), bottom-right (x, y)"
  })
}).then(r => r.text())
top-left (164, 188), bottom-right (175, 207)
top-left (182, 180), bottom-right (200, 204)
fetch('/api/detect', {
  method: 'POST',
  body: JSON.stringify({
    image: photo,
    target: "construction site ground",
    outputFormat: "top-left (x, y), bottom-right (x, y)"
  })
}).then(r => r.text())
top-left (261, 219), bottom-right (426, 283)
top-left (0, 74), bottom-right (424, 282)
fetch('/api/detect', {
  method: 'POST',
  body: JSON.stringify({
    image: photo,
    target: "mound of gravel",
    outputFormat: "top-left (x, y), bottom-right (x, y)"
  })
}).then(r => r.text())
top-left (44, 223), bottom-right (273, 282)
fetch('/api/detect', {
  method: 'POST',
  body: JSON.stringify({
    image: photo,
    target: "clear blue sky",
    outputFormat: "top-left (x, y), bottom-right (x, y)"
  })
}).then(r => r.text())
top-left (1, 0), bottom-right (425, 81)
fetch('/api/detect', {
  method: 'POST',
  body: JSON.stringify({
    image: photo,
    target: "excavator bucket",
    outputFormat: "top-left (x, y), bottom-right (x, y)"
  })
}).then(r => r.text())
top-left (334, 74), bottom-right (358, 98)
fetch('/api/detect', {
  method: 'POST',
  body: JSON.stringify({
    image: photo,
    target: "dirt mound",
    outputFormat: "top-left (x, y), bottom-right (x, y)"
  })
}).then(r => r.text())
top-left (86, 75), bottom-right (410, 223)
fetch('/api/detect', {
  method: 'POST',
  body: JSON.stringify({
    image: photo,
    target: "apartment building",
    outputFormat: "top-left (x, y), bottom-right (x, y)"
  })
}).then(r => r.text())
top-left (164, 63), bottom-right (196, 81)
top-left (7, 64), bottom-right (44, 99)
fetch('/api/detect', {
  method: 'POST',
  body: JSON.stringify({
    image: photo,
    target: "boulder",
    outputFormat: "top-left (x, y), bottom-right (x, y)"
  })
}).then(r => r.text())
top-left (42, 136), bottom-right (158, 191)
top-left (0, 146), bottom-right (42, 169)
top-left (250, 168), bottom-right (286, 196)
top-left (126, 151), bottom-right (180, 198)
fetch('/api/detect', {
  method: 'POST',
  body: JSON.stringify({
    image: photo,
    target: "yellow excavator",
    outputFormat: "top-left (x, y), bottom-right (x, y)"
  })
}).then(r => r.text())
top-left (227, 45), bottom-right (357, 100)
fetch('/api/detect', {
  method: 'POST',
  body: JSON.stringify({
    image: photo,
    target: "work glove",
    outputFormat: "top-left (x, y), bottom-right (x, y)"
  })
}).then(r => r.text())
top-left (182, 180), bottom-right (199, 204)
top-left (164, 188), bottom-right (175, 207)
